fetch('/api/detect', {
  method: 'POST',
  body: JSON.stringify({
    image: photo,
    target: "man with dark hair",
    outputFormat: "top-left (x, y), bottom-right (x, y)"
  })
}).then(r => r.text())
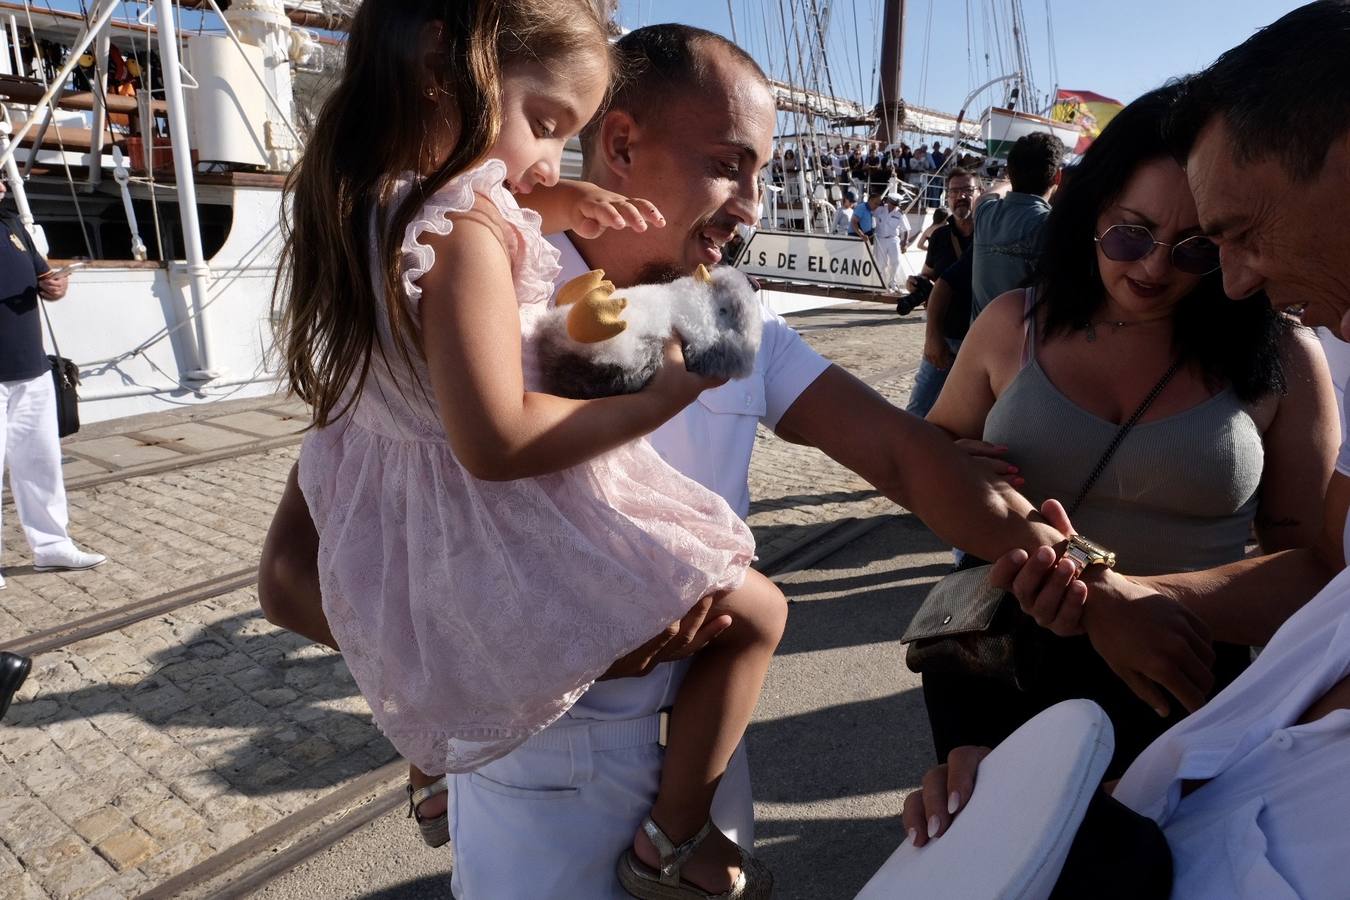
top-left (968, 131), bottom-right (1064, 321)
top-left (902, 168), bottom-right (979, 416)
top-left (980, 5), bottom-right (1350, 891)
top-left (259, 23), bottom-right (1068, 898)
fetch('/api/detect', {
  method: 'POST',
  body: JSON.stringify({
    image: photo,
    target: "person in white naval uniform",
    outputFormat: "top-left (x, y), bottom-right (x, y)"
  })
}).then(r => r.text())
top-left (259, 24), bottom-right (1071, 898)
top-left (872, 195), bottom-right (911, 292)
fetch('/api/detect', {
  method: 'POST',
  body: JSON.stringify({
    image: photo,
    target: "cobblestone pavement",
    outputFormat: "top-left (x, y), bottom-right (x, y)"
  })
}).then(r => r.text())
top-left (0, 303), bottom-right (931, 899)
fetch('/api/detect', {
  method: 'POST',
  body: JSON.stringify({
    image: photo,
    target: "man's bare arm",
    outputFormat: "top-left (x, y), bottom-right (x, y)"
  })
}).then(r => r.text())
top-left (1137, 548), bottom-right (1334, 646)
top-left (775, 366), bottom-right (1066, 565)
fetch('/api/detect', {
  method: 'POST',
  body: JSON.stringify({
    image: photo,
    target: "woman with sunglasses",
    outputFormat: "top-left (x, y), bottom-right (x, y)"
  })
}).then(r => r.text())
top-left (922, 84), bottom-right (1340, 776)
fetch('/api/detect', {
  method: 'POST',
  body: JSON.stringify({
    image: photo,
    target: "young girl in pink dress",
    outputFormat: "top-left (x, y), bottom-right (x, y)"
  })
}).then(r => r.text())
top-left (274, 3), bottom-right (782, 896)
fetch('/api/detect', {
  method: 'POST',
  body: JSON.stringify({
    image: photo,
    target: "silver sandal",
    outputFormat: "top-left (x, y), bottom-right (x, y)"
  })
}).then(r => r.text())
top-left (406, 777), bottom-right (449, 848)
top-left (617, 817), bottom-right (773, 899)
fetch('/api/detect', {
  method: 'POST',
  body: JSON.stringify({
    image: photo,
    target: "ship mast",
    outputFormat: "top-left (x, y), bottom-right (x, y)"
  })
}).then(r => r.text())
top-left (873, 0), bottom-right (905, 145)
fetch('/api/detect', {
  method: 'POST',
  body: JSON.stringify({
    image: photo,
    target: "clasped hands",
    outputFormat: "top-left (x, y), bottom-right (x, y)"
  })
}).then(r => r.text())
top-left (995, 498), bottom-right (1217, 718)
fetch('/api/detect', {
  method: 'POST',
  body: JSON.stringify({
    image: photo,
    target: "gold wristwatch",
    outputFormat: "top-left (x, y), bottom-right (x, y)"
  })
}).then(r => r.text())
top-left (1064, 534), bottom-right (1116, 572)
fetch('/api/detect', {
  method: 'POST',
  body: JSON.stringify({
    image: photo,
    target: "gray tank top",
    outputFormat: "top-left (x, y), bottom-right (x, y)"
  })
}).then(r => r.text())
top-left (984, 297), bottom-right (1264, 576)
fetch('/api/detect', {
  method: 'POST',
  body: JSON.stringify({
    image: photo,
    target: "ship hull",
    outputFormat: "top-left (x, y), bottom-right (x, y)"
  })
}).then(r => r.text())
top-left (980, 106), bottom-right (1080, 161)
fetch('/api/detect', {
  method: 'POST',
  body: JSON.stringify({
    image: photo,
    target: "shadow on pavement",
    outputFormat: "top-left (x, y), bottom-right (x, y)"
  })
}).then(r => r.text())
top-left (5, 609), bottom-right (394, 797)
top-left (358, 874), bottom-right (455, 899)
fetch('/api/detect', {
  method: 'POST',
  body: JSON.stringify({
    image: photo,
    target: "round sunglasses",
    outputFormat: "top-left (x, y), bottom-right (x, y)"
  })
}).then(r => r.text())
top-left (1094, 223), bottom-right (1221, 276)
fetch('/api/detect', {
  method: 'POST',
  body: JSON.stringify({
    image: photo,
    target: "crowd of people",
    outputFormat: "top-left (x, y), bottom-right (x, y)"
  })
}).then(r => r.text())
top-left (771, 139), bottom-right (987, 202)
top-left (5, 1), bottom-right (1348, 898)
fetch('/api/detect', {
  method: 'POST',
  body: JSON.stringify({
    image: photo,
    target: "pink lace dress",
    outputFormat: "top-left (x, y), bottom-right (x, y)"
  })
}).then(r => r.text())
top-left (297, 160), bottom-right (754, 774)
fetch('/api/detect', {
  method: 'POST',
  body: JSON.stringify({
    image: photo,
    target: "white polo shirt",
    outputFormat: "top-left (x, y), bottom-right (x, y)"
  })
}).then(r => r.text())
top-left (547, 233), bottom-right (831, 519)
top-left (1113, 379), bottom-right (1350, 898)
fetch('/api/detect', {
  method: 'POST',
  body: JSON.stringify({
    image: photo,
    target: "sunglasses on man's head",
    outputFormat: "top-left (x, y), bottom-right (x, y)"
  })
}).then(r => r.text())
top-left (1094, 223), bottom-right (1221, 276)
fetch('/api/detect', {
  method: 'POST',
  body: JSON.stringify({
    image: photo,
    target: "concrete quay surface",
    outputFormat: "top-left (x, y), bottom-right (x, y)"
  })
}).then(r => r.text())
top-left (0, 303), bottom-right (944, 899)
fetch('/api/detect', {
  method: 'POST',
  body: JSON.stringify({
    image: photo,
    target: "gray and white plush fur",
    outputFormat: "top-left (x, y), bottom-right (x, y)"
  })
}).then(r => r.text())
top-left (537, 266), bottom-right (762, 400)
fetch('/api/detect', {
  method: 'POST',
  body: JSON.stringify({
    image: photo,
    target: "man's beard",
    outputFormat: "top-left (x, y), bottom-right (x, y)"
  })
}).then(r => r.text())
top-left (631, 261), bottom-right (687, 286)
top-left (951, 200), bottom-right (973, 221)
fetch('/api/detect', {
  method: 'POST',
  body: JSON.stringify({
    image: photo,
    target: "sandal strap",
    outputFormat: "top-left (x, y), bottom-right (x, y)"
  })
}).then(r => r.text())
top-left (641, 817), bottom-right (714, 887)
top-left (407, 777), bottom-right (448, 819)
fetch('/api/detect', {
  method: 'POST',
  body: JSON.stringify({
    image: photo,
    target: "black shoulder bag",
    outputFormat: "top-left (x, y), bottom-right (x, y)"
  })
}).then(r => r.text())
top-left (902, 357), bottom-right (1183, 691)
top-left (38, 273), bottom-right (80, 438)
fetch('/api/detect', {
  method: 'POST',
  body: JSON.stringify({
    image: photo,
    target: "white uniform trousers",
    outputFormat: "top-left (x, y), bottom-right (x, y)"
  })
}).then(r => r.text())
top-left (1, 372), bottom-right (76, 566)
top-left (874, 236), bottom-right (904, 292)
top-left (448, 659), bottom-right (754, 899)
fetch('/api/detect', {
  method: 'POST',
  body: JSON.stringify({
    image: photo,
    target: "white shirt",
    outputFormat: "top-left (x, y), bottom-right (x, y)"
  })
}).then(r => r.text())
top-left (546, 234), bottom-right (831, 520)
top-left (834, 206), bottom-right (856, 236)
top-left (874, 207), bottom-right (910, 241)
top-left (543, 232), bottom-right (830, 711)
top-left (1319, 327), bottom-right (1350, 443)
top-left (1115, 374), bottom-right (1350, 900)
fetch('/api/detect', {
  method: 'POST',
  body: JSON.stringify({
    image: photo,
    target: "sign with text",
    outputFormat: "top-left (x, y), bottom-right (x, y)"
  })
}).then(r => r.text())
top-left (735, 230), bottom-right (884, 291)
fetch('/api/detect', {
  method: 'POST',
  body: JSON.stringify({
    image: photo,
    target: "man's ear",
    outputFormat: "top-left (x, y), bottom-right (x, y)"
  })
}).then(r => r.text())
top-left (594, 109), bottom-right (638, 184)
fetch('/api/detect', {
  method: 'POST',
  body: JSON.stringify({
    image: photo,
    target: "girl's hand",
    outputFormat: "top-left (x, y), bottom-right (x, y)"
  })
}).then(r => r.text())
top-left (517, 179), bottom-right (665, 237)
top-left (570, 184), bottom-right (665, 239)
top-left (955, 438), bottom-right (1024, 489)
top-left (646, 339), bottom-right (725, 410)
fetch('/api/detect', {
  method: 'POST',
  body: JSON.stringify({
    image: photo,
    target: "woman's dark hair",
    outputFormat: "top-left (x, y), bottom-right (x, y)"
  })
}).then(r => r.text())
top-left (1034, 83), bottom-right (1287, 403)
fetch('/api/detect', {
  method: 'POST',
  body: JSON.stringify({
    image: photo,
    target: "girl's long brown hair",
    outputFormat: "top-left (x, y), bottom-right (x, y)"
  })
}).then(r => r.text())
top-left (275, 0), bottom-right (610, 426)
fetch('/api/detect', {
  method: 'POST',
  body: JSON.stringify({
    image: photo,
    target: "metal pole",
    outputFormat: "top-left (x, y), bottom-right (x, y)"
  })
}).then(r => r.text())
top-left (0, 0), bottom-right (121, 172)
top-left (156, 0), bottom-right (220, 380)
top-left (0, 123), bottom-right (38, 232)
top-left (86, 20), bottom-right (113, 189)
top-left (6, 15), bottom-right (21, 78)
top-left (874, 0), bottom-right (906, 146)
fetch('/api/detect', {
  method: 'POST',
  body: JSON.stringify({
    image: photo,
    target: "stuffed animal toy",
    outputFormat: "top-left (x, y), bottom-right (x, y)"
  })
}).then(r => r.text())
top-left (537, 264), bottom-right (762, 400)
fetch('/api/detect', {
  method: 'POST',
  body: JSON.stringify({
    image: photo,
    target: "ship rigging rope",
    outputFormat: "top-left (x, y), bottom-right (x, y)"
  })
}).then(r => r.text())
top-left (21, 0), bottom-right (96, 258)
top-left (847, 0), bottom-right (865, 115)
top-left (915, 0), bottom-right (934, 108)
top-left (1044, 0), bottom-right (1059, 100)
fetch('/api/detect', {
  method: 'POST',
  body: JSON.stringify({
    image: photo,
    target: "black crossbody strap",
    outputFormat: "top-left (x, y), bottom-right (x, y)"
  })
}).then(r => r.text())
top-left (1066, 357), bottom-right (1184, 517)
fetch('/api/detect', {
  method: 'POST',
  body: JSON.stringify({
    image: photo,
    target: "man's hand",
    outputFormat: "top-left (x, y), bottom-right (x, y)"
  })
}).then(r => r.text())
top-left (599, 592), bottom-right (732, 680)
top-left (1081, 571), bottom-right (1217, 717)
top-left (646, 339), bottom-right (727, 410)
top-left (37, 271), bottom-right (67, 300)
top-left (922, 334), bottom-right (955, 371)
top-left (990, 500), bottom-right (1217, 715)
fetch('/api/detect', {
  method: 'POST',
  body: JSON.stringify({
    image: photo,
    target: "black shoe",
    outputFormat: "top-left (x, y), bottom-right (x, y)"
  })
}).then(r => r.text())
top-left (0, 652), bottom-right (32, 723)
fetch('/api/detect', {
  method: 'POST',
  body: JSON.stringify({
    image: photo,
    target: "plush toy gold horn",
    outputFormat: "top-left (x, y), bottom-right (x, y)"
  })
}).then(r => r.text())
top-left (693, 264), bottom-right (713, 284)
top-left (555, 269), bottom-right (614, 307)
top-left (556, 269), bottom-right (629, 343)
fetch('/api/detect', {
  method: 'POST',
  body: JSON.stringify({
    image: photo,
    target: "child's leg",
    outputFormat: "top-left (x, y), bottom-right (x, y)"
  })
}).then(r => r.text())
top-left (409, 763), bottom-right (446, 816)
top-left (634, 569), bottom-right (787, 889)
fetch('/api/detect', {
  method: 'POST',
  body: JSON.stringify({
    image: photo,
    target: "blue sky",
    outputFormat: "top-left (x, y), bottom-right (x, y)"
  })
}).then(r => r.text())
top-left (36, 1), bottom-right (1306, 138)
top-left (616, 1), bottom-right (1305, 130)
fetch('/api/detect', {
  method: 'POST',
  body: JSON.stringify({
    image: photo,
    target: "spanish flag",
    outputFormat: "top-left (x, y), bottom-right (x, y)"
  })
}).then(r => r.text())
top-left (1051, 89), bottom-right (1125, 155)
